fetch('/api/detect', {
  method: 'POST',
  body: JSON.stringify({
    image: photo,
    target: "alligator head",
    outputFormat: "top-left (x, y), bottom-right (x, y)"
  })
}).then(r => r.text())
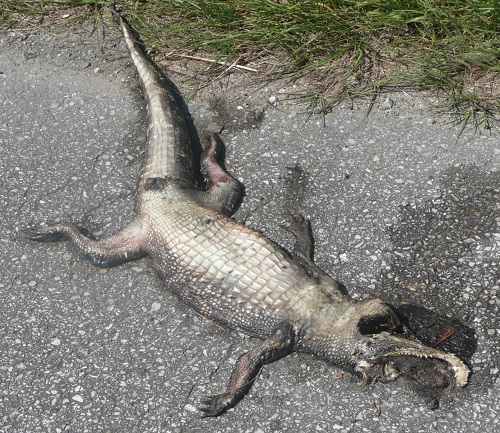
top-left (352, 299), bottom-right (469, 388)
top-left (301, 296), bottom-right (470, 388)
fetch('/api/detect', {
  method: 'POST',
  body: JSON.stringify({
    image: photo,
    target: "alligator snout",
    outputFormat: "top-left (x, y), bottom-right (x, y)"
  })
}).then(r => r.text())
top-left (353, 333), bottom-right (469, 388)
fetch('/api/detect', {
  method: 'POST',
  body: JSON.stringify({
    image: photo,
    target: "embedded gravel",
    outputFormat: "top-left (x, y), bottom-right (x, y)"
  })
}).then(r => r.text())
top-left (1, 24), bottom-right (499, 433)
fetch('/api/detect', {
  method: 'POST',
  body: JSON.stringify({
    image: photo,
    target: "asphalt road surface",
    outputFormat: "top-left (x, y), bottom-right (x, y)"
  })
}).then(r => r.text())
top-left (1, 23), bottom-right (499, 433)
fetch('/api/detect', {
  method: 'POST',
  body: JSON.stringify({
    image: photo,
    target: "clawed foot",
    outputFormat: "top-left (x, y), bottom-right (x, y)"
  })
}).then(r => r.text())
top-left (282, 211), bottom-right (310, 238)
top-left (200, 392), bottom-right (233, 417)
top-left (282, 212), bottom-right (341, 288)
top-left (282, 211), bottom-right (314, 262)
top-left (22, 225), bottom-right (68, 242)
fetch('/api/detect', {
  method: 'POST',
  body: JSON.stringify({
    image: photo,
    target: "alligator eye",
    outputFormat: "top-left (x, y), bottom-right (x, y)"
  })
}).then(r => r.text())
top-left (358, 314), bottom-right (397, 335)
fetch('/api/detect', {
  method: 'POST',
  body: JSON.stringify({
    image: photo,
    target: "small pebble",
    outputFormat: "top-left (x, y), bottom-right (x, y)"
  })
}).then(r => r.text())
top-left (72, 395), bottom-right (84, 403)
top-left (383, 96), bottom-right (394, 109)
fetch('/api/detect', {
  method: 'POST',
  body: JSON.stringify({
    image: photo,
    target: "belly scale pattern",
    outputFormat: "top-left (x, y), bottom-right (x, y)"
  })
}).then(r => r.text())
top-left (142, 190), bottom-right (309, 337)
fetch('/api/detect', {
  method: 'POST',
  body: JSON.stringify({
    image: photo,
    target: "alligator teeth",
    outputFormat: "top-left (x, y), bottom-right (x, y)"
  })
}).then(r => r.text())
top-left (384, 350), bottom-right (469, 387)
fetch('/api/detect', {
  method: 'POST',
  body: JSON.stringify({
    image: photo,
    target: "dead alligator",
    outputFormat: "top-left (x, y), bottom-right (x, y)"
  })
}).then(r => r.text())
top-left (24, 8), bottom-right (469, 417)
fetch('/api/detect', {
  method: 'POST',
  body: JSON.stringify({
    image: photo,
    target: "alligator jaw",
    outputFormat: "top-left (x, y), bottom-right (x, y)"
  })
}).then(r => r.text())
top-left (354, 333), bottom-right (469, 388)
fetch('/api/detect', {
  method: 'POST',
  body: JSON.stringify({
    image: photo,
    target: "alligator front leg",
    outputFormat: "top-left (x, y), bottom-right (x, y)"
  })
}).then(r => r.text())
top-left (23, 218), bottom-right (147, 267)
top-left (284, 212), bottom-right (340, 287)
top-left (201, 324), bottom-right (294, 417)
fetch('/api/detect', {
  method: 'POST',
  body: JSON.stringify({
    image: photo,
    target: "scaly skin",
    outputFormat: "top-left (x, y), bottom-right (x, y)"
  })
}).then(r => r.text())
top-left (24, 8), bottom-right (470, 417)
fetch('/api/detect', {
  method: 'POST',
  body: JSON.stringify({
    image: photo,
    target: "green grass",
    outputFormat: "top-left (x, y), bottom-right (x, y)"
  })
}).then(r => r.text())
top-left (2, 0), bottom-right (499, 130)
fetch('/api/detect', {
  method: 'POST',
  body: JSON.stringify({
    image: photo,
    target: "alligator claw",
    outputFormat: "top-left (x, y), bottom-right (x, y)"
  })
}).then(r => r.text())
top-left (22, 227), bottom-right (66, 242)
top-left (282, 211), bottom-right (310, 238)
top-left (200, 392), bottom-right (232, 417)
top-left (282, 212), bottom-right (314, 261)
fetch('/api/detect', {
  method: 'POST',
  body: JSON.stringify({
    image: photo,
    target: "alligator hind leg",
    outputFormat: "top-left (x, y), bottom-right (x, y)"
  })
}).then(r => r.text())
top-left (200, 325), bottom-right (294, 417)
top-left (23, 218), bottom-right (147, 267)
top-left (192, 132), bottom-right (243, 216)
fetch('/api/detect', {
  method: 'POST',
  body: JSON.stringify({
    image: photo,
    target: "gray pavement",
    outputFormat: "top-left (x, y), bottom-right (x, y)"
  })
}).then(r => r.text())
top-left (1, 24), bottom-right (499, 433)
